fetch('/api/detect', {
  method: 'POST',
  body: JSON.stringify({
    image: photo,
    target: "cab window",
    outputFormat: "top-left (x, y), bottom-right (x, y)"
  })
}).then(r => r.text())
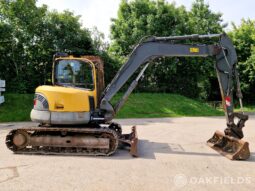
top-left (55, 59), bottom-right (94, 89)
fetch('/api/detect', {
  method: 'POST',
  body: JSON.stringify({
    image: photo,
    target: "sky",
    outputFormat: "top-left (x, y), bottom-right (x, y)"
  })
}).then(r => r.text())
top-left (37, 0), bottom-right (255, 41)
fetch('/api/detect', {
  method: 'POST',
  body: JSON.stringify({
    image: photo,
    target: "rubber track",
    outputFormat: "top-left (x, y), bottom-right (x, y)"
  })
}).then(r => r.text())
top-left (5, 127), bottom-right (119, 156)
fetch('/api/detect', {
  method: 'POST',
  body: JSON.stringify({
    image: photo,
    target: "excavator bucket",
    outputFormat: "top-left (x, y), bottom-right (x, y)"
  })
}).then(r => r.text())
top-left (207, 130), bottom-right (250, 160)
top-left (119, 126), bottom-right (138, 157)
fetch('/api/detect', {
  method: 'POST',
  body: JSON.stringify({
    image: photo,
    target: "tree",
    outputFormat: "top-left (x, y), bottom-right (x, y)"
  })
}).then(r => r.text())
top-left (229, 19), bottom-right (255, 62)
top-left (188, 0), bottom-right (225, 34)
top-left (0, 0), bottom-right (48, 92)
top-left (0, 0), bottom-right (95, 93)
top-left (109, 0), bottom-right (225, 99)
top-left (238, 48), bottom-right (255, 97)
top-left (91, 26), bottom-right (108, 51)
top-left (110, 0), bottom-right (190, 56)
top-left (229, 19), bottom-right (255, 101)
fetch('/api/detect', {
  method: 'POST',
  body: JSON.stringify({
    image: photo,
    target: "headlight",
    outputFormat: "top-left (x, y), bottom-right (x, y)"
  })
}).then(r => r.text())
top-left (33, 93), bottom-right (49, 110)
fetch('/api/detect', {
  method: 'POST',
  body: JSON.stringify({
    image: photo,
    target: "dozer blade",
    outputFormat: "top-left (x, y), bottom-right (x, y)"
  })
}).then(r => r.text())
top-left (207, 130), bottom-right (250, 160)
top-left (119, 126), bottom-right (138, 157)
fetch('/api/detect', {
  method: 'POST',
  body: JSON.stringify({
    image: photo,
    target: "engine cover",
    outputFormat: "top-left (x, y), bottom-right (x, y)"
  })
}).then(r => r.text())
top-left (35, 85), bottom-right (95, 112)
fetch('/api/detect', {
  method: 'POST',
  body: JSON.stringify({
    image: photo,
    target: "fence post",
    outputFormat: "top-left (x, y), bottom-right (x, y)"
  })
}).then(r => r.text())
top-left (0, 80), bottom-right (5, 105)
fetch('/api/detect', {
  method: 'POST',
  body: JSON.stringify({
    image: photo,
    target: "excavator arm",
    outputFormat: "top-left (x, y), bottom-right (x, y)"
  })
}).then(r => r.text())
top-left (100, 34), bottom-right (237, 120)
top-left (98, 33), bottom-right (249, 160)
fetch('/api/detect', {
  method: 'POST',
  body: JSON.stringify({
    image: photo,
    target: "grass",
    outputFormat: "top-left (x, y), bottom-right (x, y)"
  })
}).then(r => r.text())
top-left (0, 93), bottom-right (229, 122)
top-left (235, 105), bottom-right (255, 112)
top-left (0, 94), bottom-right (34, 122)
top-left (113, 93), bottom-right (223, 118)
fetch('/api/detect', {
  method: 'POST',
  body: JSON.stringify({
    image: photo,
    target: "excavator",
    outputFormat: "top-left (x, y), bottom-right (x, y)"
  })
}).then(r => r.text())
top-left (5, 33), bottom-right (250, 160)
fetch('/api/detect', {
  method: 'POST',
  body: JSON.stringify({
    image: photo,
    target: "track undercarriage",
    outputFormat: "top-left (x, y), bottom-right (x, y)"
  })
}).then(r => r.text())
top-left (5, 123), bottom-right (138, 157)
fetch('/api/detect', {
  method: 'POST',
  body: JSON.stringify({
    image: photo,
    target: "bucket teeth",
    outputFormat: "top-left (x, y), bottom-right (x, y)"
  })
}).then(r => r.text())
top-left (207, 130), bottom-right (250, 160)
top-left (119, 126), bottom-right (138, 157)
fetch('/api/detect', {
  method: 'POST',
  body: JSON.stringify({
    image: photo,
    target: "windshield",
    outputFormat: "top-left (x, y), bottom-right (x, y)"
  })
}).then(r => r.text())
top-left (55, 59), bottom-right (94, 89)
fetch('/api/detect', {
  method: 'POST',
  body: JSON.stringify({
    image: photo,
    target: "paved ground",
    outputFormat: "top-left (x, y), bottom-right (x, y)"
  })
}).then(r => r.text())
top-left (0, 116), bottom-right (255, 191)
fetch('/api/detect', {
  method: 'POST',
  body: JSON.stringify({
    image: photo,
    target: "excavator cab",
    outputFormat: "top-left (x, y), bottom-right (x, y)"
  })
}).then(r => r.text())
top-left (30, 54), bottom-right (99, 125)
top-left (53, 54), bottom-right (106, 105)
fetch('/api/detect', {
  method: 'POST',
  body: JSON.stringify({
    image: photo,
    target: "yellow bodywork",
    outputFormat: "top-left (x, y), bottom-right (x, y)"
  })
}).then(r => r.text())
top-left (36, 57), bottom-right (98, 112)
top-left (36, 86), bottom-right (96, 112)
top-left (189, 47), bottom-right (200, 53)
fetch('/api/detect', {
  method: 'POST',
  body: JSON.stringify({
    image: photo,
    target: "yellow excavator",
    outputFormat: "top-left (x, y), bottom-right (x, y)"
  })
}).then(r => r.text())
top-left (6, 33), bottom-right (250, 160)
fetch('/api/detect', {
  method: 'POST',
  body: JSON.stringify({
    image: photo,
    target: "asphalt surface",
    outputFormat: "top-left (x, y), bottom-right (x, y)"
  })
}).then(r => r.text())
top-left (0, 116), bottom-right (255, 191)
